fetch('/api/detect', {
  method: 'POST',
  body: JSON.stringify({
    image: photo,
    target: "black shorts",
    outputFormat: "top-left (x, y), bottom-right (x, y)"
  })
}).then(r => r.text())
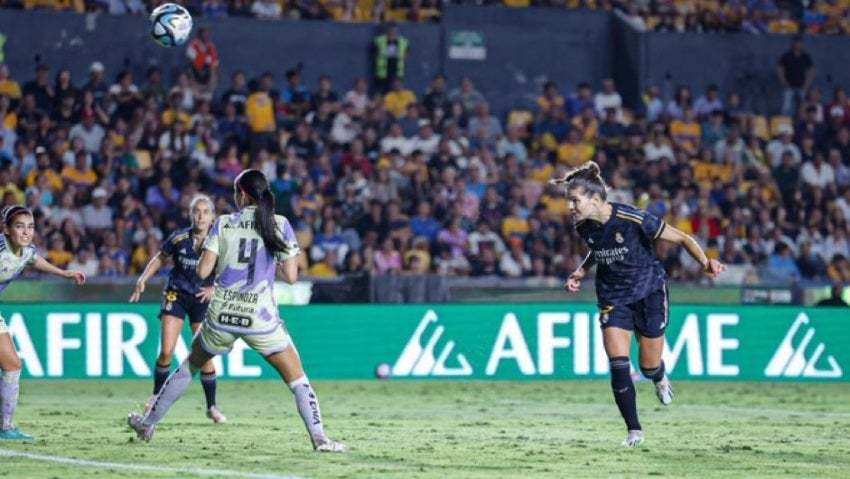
top-left (598, 287), bottom-right (669, 338)
top-left (159, 289), bottom-right (208, 324)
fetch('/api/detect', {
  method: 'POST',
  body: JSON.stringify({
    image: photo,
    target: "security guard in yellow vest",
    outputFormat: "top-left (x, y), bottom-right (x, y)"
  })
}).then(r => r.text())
top-left (372, 21), bottom-right (408, 93)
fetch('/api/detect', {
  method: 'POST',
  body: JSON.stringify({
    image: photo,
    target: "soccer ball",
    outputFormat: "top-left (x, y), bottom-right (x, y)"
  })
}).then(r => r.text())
top-left (150, 3), bottom-right (193, 48)
top-left (374, 363), bottom-right (392, 380)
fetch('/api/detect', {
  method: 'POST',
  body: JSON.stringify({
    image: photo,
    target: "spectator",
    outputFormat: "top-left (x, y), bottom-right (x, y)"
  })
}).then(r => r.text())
top-left (67, 246), bottom-right (99, 278)
top-left (139, 70), bottom-right (165, 113)
top-left (644, 126), bottom-right (674, 163)
top-left (422, 73), bottom-right (449, 117)
top-left (22, 64), bottom-right (54, 113)
top-left (404, 237), bottom-right (432, 274)
top-left (777, 35), bottom-right (815, 116)
top-left (244, 78), bottom-right (276, 154)
top-left (468, 220), bottom-right (506, 259)
top-left (202, 0), bottom-right (229, 17)
top-left (372, 21), bottom-right (408, 93)
top-left (670, 106), bottom-right (701, 156)
top-left (251, 0), bottom-right (282, 19)
top-left (816, 283), bottom-right (850, 307)
top-left (0, 64), bottom-right (22, 104)
top-left (309, 248), bottom-right (339, 277)
top-left (68, 108), bottom-right (105, 155)
top-left (800, 150), bottom-right (835, 190)
top-left (383, 79), bottom-right (416, 119)
top-left (186, 26), bottom-right (220, 99)
top-left (448, 76), bottom-right (485, 117)
top-left (221, 71), bottom-right (248, 115)
top-left (593, 78), bottom-right (623, 121)
top-left (373, 237), bottom-right (402, 274)
top-left (701, 109), bottom-right (727, 147)
top-left (796, 240), bottom-right (828, 280)
top-left (497, 126), bottom-right (527, 164)
top-left (409, 120), bottom-right (440, 156)
top-left (767, 124), bottom-right (802, 167)
top-left (342, 78), bottom-right (370, 118)
top-left (329, 102), bottom-right (359, 146)
top-left (499, 238), bottom-right (532, 278)
top-left (767, 242), bottom-right (802, 282)
top-left (81, 62), bottom-right (108, 108)
top-left (81, 187), bottom-right (113, 234)
top-left (466, 102), bottom-right (502, 147)
top-left (60, 150), bottom-right (97, 190)
top-left (693, 85), bottom-right (724, 119)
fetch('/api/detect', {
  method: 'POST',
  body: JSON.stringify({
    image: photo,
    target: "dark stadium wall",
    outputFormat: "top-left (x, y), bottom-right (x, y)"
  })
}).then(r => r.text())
top-left (618, 21), bottom-right (850, 115)
top-left (0, 11), bottom-right (439, 102)
top-left (441, 6), bottom-right (613, 112)
top-left (0, 8), bottom-right (611, 116)
top-left (3, 9), bottom-right (850, 116)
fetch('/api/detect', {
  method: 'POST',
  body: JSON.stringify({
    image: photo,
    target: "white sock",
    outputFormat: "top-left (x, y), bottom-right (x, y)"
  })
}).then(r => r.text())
top-left (288, 375), bottom-right (327, 443)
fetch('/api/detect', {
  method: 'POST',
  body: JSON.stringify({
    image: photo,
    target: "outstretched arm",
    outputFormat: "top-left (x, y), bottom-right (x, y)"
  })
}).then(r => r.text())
top-left (31, 255), bottom-right (86, 284)
top-left (659, 223), bottom-right (726, 277)
top-left (130, 253), bottom-right (166, 302)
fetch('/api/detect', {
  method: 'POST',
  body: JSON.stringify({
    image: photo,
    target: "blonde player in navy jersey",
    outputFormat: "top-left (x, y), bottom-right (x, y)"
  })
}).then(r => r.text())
top-left (127, 170), bottom-right (347, 452)
top-left (0, 205), bottom-right (86, 440)
top-left (552, 162), bottom-right (726, 447)
top-left (129, 195), bottom-right (227, 424)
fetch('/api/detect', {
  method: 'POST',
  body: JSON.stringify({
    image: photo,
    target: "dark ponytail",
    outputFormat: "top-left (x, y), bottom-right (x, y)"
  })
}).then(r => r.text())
top-left (235, 169), bottom-right (290, 255)
top-left (549, 161), bottom-right (608, 201)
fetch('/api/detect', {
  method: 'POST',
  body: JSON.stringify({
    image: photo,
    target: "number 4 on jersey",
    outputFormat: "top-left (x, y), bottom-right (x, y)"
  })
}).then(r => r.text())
top-left (238, 238), bottom-right (258, 285)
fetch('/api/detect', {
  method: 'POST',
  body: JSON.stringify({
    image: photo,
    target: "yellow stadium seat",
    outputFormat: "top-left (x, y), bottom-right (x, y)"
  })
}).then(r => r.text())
top-left (385, 8), bottom-right (408, 22)
top-left (769, 115), bottom-right (793, 137)
top-left (692, 160), bottom-right (714, 182)
top-left (749, 114), bottom-right (769, 141)
top-left (645, 15), bottom-right (661, 30)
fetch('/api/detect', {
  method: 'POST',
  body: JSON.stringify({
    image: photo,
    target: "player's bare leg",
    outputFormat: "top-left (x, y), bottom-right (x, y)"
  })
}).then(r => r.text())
top-left (265, 345), bottom-right (348, 452)
top-left (638, 334), bottom-right (673, 405)
top-left (603, 327), bottom-right (642, 446)
top-left (190, 322), bottom-right (226, 424)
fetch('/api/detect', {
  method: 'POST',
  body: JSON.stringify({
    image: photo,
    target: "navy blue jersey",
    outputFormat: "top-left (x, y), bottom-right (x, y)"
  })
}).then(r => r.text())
top-left (160, 228), bottom-right (214, 295)
top-left (576, 203), bottom-right (667, 306)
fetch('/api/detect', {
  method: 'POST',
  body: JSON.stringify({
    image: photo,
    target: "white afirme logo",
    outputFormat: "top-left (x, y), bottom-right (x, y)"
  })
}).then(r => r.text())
top-left (765, 313), bottom-right (842, 378)
top-left (392, 310), bottom-right (473, 377)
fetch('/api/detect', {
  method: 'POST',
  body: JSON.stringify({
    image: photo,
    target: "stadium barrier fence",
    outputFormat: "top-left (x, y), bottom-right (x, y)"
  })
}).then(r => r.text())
top-left (3, 303), bottom-right (846, 381)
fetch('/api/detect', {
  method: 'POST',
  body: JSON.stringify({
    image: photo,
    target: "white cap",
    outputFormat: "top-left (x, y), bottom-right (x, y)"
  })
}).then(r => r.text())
top-left (90, 62), bottom-right (105, 72)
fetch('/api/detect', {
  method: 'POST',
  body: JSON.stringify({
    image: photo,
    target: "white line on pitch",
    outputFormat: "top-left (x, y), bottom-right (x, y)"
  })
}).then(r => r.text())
top-left (0, 449), bottom-right (309, 479)
top-left (499, 400), bottom-right (850, 418)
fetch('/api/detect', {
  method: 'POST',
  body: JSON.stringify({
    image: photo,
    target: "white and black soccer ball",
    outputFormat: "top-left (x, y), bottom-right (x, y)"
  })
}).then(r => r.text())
top-left (149, 3), bottom-right (193, 48)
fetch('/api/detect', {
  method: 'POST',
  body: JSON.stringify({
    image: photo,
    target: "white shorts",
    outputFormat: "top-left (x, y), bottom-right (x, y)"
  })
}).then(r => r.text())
top-left (198, 320), bottom-right (292, 357)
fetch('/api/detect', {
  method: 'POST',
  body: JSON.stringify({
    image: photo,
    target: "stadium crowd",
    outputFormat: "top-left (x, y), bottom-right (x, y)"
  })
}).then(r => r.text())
top-left (6, 0), bottom-right (850, 35)
top-left (0, 23), bottom-right (848, 285)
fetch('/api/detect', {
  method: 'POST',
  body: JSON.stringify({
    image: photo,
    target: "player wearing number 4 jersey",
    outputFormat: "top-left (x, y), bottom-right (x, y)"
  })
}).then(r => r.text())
top-left (552, 162), bottom-right (726, 447)
top-left (127, 169), bottom-right (347, 452)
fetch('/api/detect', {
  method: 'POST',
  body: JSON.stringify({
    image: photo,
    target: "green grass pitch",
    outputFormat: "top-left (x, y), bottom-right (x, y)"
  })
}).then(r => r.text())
top-left (1, 380), bottom-right (849, 478)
